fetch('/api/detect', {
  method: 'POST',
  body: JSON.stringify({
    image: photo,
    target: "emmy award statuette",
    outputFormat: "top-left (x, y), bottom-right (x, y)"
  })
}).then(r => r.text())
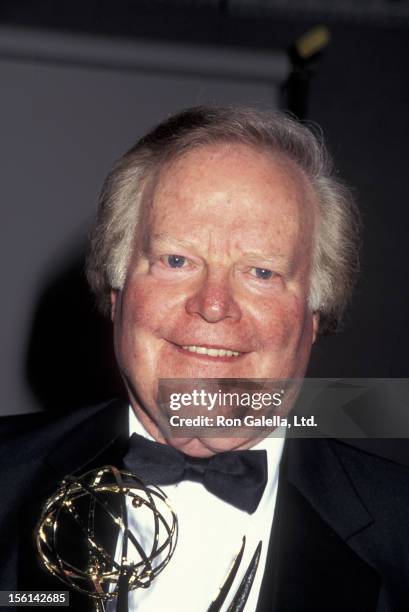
top-left (36, 465), bottom-right (178, 611)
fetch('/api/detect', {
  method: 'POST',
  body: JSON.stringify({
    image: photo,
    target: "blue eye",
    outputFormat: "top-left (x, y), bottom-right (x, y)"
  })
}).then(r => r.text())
top-left (167, 255), bottom-right (186, 268)
top-left (254, 268), bottom-right (273, 280)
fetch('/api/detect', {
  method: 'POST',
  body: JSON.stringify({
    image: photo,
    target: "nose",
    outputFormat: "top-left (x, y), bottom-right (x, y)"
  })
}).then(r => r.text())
top-left (185, 270), bottom-right (241, 323)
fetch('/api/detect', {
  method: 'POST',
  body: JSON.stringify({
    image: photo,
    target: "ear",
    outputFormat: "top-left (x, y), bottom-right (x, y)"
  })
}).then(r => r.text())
top-left (110, 290), bottom-right (119, 322)
top-left (312, 311), bottom-right (320, 344)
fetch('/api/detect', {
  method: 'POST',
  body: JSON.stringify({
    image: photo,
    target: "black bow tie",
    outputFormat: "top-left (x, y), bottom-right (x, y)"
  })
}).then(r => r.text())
top-left (123, 434), bottom-right (267, 514)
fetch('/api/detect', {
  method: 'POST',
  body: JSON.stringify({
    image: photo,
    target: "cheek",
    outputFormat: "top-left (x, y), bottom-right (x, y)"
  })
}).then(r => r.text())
top-left (121, 277), bottom-right (172, 334)
top-left (254, 295), bottom-right (309, 350)
top-left (252, 299), bottom-right (313, 380)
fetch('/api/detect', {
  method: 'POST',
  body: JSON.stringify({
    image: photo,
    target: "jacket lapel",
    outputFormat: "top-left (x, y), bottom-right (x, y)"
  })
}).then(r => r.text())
top-left (45, 399), bottom-right (129, 479)
top-left (257, 438), bottom-right (381, 612)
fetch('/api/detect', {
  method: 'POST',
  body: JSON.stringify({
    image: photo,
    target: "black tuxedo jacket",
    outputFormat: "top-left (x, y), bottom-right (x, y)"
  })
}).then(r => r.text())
top-left (1, 400), bottom-right (409, 611)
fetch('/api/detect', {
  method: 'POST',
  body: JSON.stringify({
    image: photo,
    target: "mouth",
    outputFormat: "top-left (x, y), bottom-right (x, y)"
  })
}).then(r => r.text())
top-left (169, 342), bottom-right (246, 361)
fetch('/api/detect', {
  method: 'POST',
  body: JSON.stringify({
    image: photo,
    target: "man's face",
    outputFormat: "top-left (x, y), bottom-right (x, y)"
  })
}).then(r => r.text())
top-left (111, 143), bottom-right (319, 455)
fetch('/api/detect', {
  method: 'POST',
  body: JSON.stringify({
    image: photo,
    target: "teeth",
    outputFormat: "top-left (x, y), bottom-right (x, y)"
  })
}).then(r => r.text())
top-left (181, 345), bottom-right (241, 357)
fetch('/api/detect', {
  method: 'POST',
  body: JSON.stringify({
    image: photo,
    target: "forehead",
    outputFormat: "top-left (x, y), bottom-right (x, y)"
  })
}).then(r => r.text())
top-left (142, 143), bottom-right (316, 254)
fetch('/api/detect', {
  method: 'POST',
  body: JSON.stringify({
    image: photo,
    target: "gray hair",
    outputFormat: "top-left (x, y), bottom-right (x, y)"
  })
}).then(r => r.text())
top-left (86, 106), bottom-right (361, 335)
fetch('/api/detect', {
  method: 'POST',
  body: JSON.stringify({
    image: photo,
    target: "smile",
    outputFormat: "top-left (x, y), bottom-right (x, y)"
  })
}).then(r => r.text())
top-left (180, 345), bottom-right (241, 358)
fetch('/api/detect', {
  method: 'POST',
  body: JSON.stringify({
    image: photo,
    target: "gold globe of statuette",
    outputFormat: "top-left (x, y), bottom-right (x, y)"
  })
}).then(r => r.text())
top-left (36, 466), bottom-right (178, 609)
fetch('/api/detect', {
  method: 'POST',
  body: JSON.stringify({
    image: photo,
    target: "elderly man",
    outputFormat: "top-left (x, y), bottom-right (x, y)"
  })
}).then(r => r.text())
top-left (1, 106), bottom-right (408, 611)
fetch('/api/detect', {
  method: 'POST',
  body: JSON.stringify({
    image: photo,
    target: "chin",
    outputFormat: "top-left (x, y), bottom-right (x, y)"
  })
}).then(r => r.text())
top-left (164, 434), bottom-right (257, 457)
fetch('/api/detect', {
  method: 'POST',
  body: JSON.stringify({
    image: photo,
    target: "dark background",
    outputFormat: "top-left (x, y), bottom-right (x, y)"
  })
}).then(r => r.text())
top-left (1, 2), bottom-right (408, 425)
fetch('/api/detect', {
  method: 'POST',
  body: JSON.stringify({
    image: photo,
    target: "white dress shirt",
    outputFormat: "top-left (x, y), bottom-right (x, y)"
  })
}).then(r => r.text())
top-left (107, 407), bottom-right (284, 612)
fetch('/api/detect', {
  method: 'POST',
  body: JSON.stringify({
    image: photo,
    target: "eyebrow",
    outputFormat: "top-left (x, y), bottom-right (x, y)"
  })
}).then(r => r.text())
top-left (150, 233), bottom-right (198, 251)
top-left (149, 233), bottom-right (290, 265)
top-left (241, 251), bottom-right (289, 263)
